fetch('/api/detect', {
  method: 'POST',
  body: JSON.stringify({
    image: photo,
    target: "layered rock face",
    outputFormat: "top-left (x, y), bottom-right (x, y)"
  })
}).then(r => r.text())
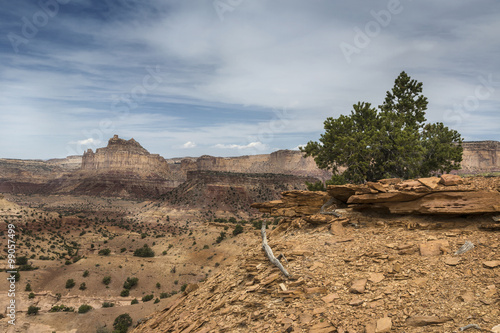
top-left (168, 150), bottom-right (332, 182)
top-left (459, 141), bottom-right (499, 174)
top-left (82, 135), bottom-right (171, 178)
top-left (165, 170), bottom-right (319, 212)
top-left (253, 175), bottom-right (500, 216)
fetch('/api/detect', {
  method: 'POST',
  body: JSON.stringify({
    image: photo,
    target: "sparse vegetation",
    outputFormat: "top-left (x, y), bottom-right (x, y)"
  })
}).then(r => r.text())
top-left (27, 305), bottom-right (40, 315)
top-left (142, 294), bottom-right (154, 302)
top-left (133, 244), bottom-right (155, 257)
top-left (232, 224), bottom-right (243, 236)
top-left (98, 248), bottom-right (111, 256)
top-left (77, 304), bottom-right (92, 313)
top-left (65, 279), bottom-right (76, 289)
top-left (113, 313), bottom-right (133, 333)
top-left (102, 276), bottom-right (111, 285)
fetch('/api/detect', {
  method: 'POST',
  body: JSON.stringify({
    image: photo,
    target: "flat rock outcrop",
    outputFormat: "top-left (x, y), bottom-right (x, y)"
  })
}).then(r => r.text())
top-left (253, 175), bottom-right (500, 217)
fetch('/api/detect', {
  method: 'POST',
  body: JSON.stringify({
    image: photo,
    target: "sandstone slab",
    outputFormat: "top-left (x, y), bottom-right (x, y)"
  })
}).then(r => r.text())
top-left (440, 174), bottom-right (463, 186)
top-left (350, 279), bottom-right (367, 294)
top-left (406, 316), bottom-right (452, 327)
top-left (376, 317), bottom-right (392, 333)
top-left (420, 240), bottom-right (450, 256)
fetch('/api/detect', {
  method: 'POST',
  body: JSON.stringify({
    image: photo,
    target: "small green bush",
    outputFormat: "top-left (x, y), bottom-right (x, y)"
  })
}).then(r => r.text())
top-left (102, 276), bottom-right (111, 285)
top-left (131, 298), bottom-right (139, 305)
top-left (120, 289), bottom-right (130, 297)
top-left (123, 277), bottom-right (138, 289)
top-left (65, 279), bottom-right (75, 289)
top-left (113, 313), bottom-right (133, 333)
top-left (27, 305), bottom-right (40, 315)
top-left (78, 304), bottom-right (92, 313)
top-left (83, 270), bottom-right (89, 277)
top-left (232, 224), bottom-right (244, 236)
top-left (102, 302), bottom-right (114, 308)
top-left (133, 244), bottom-right (155, 257)
top-left (98, 248), bottom-right (111, 256)
top-left (141, 294), bottom-right (154, 302)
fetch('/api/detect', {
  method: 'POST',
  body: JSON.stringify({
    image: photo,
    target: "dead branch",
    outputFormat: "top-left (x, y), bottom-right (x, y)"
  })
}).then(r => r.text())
top-left (261, 221), bottom-right (290, 278)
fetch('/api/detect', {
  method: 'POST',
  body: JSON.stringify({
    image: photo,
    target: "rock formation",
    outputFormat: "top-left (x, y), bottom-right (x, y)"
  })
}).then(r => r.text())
top-left (459, 141), bottom-right (499, 174)
top-left (164, 170), bottom-right (319, 212)
top-left (167, 149), bottom-right (332, 182)
top-left (253, 175), bottom-right (500, 217)
top-left (82, 135), bottom-right (171, 178)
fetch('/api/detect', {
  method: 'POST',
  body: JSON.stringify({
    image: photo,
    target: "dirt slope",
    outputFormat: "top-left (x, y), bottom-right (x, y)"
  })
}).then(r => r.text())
top-left (133, 213), bottom-right (499, 333)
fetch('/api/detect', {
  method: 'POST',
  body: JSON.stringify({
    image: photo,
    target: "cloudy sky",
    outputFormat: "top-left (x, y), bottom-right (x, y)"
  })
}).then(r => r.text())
top-left (1, 0), bottom-right (499, 159)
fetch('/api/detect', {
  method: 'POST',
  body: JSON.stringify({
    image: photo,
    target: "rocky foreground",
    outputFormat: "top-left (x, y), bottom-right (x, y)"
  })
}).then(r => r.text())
top-left (133, 176), bottom-right (500, 333)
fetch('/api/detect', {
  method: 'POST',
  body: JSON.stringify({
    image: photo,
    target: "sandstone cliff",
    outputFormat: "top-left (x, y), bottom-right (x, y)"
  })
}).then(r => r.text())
top-left (458, 141), bottom-right (499, 174)
top-left (164, 170), bottom-right (319, 213)
top-left (167, 150), bottom-right (332, 182)
top-left (82, 135), bottom-right (171, 178)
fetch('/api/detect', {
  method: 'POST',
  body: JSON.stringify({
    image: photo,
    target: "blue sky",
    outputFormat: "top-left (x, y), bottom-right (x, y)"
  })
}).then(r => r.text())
top-left (1, 0), bottom-right (499, 159)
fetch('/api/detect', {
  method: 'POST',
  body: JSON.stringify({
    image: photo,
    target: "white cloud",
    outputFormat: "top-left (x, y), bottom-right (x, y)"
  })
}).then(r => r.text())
top-left (182, 141), bottom-right (196, 148)
top-left (214, 141), bottom-right (267, 150)
top-left (69, 138), bottom-right (101, 146)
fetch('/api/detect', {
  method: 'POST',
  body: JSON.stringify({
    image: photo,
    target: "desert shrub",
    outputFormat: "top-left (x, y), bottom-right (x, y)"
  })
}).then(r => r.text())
top-left (78, 304), bottom-right (92, 313)
top-left (28, 292), bottom-right (35, 299)
top-left (83, 270), bottom-right (89, 277)
top-left (25, 283), bottom-right (32, 291)
top-left (102, 302), bottom-right (114, 308)
top-left (131, 298), bottom-right (138, 304)
top-left (141, 294), bottom-right (154, 302)
top-left (113, 313), bottom-right (133, 333)
top-left (180, 283), bottom-right (188, 292)
top-left (215, 231), bottom-right (226, 244)
top-left (79, 282), bottom-right (86, 290)
top-left (27, 305), bottom-right (40, 315)
top-left (160, 292), bottom-right (170, 299)
top-left (133, 244), bottom-right (154, 257)
top-left (65, 279), bottom-right (75, 289)
top-left (98, 248), bottom-right (111, 256)
top-left (50, 304), bottom-right (74, 312)
top-left (120, 289), bottom-right (130, 297)
top-left (102, 276), bottom-right (111, 285)
top-left (123, 277), bottom-right (138, 289)
top-left (154, 298), bottom-right (160, 304)
top-left (120, 247), bottom-right (127, 253)
top-left (232, 224), bottom-right (244, 236)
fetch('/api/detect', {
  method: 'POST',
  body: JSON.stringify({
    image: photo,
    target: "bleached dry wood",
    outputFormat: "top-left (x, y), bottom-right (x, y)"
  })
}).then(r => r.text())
top-left (261, 221), bottom-right (290, 278)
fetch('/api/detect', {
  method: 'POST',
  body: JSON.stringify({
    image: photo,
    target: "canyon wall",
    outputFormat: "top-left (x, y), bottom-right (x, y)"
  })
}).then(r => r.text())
top-left (81, 135), bottom-right (171, 178)
top-left (0, 137), bottom-right (498, 198)
top-left (168, 150), bottom-right (332, 182)
top-left (458, 141), bottom-right (499, 174)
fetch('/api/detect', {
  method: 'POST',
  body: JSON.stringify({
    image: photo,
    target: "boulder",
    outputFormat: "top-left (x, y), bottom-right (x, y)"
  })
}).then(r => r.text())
top-left (439, 174), bottom-right (463, 186)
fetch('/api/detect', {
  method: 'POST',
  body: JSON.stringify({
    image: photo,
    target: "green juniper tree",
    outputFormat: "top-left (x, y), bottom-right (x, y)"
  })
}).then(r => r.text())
top-left (301, 71), bottom-right (463, 184)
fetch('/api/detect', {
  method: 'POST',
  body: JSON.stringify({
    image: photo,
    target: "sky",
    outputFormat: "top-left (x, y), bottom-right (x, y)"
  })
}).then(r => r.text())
top-left (0, 0), bottom-right (499, 160)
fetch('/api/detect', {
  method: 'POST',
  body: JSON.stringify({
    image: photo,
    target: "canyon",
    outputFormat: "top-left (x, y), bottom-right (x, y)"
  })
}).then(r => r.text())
top-left (0, 137), bottom-right (498, 201)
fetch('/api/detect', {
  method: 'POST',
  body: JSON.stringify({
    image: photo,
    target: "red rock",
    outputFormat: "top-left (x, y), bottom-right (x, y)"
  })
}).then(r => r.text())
top-left (418, 177), bottom-right (441, 189)
top-left (439, 174), bottom-right (463, 186)
top-left (376, 317), bottom-right (392, 332)
top-left (406, 316), bottom-right (452, 327)
top-left (349, 279), bottom-right (367, 294)
top-left (483, 260), bottom-right (500, 268)
top-left (367, 182), bottom-right (388, 192)
top-left (368, 273), bottom-right (385, 284)
top-left (420, 240), bottom-right (450, 256)
top-left (321, 293), bottom-right (339, 303)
